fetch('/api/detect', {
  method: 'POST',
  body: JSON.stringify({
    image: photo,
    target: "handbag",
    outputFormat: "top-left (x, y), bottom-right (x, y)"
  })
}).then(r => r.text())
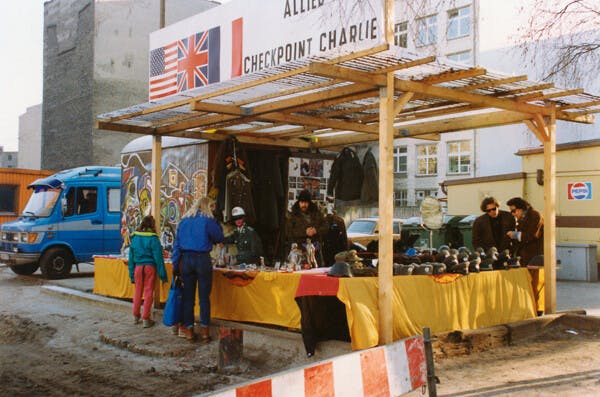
top-left (162, 276), bottom-right (183, 327)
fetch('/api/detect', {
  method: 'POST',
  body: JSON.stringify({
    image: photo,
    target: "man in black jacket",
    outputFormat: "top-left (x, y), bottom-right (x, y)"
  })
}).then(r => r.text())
top-left (472, 197), bottom-right (515, 252)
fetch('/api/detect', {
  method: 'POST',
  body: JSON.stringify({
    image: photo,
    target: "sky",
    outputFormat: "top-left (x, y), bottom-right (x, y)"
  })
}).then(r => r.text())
top-left (0, 0), bottom-right (544, 154)
top-left (0, 1), bottom-right (44, 152)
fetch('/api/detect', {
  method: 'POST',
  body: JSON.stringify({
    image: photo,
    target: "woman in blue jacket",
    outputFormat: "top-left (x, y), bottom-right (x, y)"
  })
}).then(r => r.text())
top-left (128, 215), bottom-right (167, 328)
top-left (171, 197), bottom-right (224, 342)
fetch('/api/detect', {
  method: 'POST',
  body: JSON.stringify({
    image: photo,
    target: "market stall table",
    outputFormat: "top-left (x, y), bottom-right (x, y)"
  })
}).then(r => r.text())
top-left (94, 257), bottom-right (537, 350)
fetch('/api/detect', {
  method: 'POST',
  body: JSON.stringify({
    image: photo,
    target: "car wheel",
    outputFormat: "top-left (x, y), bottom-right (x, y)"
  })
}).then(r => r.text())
top-left (9, 263), bottom-right (40, 276)
top-left (40, 247), bottom-right (73, 279)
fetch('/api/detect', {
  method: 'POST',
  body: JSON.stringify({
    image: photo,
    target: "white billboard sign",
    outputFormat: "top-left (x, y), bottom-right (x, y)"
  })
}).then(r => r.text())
top-left (149, 0), bottom-right (385, 100)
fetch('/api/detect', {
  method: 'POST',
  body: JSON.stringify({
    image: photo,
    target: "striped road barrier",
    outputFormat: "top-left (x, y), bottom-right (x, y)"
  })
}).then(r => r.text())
top-left (202, 335), bottom-right (427, 397)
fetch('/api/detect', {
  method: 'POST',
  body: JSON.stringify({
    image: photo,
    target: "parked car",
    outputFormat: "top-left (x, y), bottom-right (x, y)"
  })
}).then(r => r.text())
top-left (346, 217), bottom-right (403, 250)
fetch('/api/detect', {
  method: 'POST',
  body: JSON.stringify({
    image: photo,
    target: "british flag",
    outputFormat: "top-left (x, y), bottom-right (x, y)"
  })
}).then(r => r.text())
top-left (149, 26), bottom-right (221, 101)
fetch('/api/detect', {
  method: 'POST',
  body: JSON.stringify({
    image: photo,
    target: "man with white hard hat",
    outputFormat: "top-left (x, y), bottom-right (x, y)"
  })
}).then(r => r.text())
top-left (223, 206), bottom-right (263, 264)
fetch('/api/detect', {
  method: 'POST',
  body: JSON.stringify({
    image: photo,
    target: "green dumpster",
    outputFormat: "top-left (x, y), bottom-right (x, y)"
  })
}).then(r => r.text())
top-left (458, 215), bottom-right (478, 251)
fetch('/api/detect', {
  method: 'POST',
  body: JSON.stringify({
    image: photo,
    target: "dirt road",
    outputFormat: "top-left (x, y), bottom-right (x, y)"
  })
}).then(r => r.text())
top-left (0, 265), bottom-right (599, 396)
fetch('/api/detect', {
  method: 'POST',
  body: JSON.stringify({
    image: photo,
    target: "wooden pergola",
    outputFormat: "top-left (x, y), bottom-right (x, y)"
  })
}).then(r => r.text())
top-left (97, 6), bottom-right (599, 345)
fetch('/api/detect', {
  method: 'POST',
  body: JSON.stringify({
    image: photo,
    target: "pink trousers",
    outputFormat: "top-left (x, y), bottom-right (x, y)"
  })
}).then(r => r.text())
top-left (132, 265), bottom-right (157, 320)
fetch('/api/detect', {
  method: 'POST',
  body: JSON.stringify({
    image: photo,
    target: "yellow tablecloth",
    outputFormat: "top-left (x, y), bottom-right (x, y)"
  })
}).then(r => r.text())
top-left (337, 268), bottom-right (537, 350)
top-left (94, 258), bottom-right (536, 350)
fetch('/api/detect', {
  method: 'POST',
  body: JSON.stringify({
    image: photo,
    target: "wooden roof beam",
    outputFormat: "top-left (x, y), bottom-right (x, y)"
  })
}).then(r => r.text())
top-left (259, 111), bottom-right (378, 134)
top-left (415, 67), bottom-right (487, 85)
top-left (313, 110), bottom-right (534, 148)
top-left (456, 75), bottom-right (529, 91)
top-left (96, 121), bottom-right (155, 135)
top-left (309, 62), bottom-right (553, 116)
top-left (170, 130), bottom-right (312, 148)
top-left (559, 99), bottom-right (600, 110)
top-left (373, 56), bottom-right (437, 73)
top-left (516, 88), bottom-right (584, 103)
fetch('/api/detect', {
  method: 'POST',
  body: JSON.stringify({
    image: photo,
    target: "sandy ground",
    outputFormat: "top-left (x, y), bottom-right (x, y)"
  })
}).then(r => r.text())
top-left (0, 265), bottom-right (599, 396)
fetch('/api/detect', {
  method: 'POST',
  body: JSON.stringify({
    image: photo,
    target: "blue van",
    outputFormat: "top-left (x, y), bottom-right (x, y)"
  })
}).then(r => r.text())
top-left (0, 166), bottom-right (121, 278)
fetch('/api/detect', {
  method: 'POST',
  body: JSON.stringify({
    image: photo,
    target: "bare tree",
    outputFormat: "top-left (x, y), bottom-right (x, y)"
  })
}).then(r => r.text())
top-left (516, 0), bottom-right (600, 85)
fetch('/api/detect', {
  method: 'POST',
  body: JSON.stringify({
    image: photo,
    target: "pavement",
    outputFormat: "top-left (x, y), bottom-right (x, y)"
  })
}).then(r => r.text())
top-left (6, 262), bottom-right (599, 359)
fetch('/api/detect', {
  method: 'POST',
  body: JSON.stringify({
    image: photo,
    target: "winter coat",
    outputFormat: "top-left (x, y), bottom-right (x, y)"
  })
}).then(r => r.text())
top-left (171, 211), bottom-right (224, 270)
top-left (327, 147), bottom-right (363, 200)
top-left (223, 224), bottom-right (263, 264)
top-left (322, 214), bottom-right (348, 266)
top-left (128, 232), bottom-right (167, 283)
top-left (285, 201), bottom-right (328, 249)
top-left (360, 148), bottom-right (378, 204)
top-left (513, 207), bottom-right (544, 266)
top-left (472, 210), bottom-right (515, 252)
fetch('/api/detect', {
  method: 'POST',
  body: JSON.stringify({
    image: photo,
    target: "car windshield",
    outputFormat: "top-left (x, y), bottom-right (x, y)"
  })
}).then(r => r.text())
top-left (347, 220), bottom-right (376, 234)
top-left (22, 187), bottom-right (61, 217)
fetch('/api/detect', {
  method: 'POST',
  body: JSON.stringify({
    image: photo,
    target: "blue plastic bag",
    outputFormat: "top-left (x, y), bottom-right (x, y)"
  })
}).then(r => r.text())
top-left (162, 277), bottom-right (183, 326)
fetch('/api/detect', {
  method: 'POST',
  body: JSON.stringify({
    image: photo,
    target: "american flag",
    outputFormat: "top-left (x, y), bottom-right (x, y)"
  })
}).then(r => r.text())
top-left (149, 26), bottom-right (221, 101)
top-left (149, 42), bottom-right (178, 100)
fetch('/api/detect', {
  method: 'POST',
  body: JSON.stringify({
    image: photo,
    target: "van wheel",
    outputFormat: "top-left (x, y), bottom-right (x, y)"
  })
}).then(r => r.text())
top-left (40, 247), bottom-right (73, 279)
top-left (9, 263), bottom-right (40, 276)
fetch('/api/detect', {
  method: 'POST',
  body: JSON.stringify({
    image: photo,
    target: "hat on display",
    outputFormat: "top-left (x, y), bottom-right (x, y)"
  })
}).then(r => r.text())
top-left (327, 261), bottom-right (353, 277)
top-left (231, 206), bottom-right (246, 220)
top-left (297, 189), bottom-right (312, 202)
top-left (334, 250), bottom-right (363, 264)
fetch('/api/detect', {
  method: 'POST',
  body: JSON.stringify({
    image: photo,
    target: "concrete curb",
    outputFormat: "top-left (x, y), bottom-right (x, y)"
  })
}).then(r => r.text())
top-left (41, 285), bottom-right (132, 313)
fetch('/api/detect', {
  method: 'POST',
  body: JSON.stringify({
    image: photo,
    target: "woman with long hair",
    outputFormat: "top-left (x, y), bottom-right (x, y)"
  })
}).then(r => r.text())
top-left (128, 215), bottom-right (167, 328)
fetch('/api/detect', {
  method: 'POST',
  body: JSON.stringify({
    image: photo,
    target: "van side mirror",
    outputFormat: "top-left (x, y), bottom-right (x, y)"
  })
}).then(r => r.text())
top-left (61, 198), bottom-right (68, 217)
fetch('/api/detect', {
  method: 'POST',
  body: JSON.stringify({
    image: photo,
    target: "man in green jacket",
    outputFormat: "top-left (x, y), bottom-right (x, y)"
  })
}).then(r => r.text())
top-left (223, 206), bottom-right (263, 265)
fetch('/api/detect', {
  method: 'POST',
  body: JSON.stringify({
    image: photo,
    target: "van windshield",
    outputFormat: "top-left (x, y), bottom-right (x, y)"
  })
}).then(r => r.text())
top-left (22, 187), bottom-right (61, 217)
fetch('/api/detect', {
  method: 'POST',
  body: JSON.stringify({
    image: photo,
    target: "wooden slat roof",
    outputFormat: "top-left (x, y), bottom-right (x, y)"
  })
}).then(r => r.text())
top-left (97, 44), bottom-right (599, 149)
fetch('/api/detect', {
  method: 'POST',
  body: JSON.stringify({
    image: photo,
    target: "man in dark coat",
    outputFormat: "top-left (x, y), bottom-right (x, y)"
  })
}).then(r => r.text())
top-left (285, 190), bottom-right (328, 266)
top-left (472, 197), bottom-right (516, 252)
top-left (506, 197), bottom-right (543, 266)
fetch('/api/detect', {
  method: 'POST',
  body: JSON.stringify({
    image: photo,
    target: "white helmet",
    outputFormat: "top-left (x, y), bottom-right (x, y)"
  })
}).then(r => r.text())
top-left (231, 206), bottom-right (246, 219)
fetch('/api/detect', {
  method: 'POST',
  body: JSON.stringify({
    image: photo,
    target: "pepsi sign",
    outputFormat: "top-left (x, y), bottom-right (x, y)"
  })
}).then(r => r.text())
top-left (567, 182), bottom-right (592, 200)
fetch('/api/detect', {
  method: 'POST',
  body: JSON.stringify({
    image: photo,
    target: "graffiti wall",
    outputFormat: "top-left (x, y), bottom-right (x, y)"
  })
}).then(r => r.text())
top-left (121, 143), bottom-right (209, 252)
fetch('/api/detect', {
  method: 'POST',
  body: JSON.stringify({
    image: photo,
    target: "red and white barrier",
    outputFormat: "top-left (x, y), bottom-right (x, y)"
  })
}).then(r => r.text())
top-left (205, 335), bottom-right (426, 397)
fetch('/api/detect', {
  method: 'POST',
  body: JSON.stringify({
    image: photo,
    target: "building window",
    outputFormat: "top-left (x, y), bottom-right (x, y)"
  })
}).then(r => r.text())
top-left (416, 15), bottom-right (437, 46)
top-left (394, 190), bottom-right (408, 207)
top-left (447, 5), bottom-right (471, 40)
top-left (0, 185), bottom-right (17, 214)
top-left (448, 140), bottom-right (471, 174)
top-left (394, 21), bottom-right (408, 48)
top-left (393, 145), bottom-right (407, 174)
top-left (447, 51), bottom-right (471, 64)
top-left (7, 154), bottom-right (12, 161)
top-left (417, 144), bottom-right (438, 175)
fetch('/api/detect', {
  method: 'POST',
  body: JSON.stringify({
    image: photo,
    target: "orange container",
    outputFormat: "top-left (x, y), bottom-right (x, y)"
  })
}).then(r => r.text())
top-left (0, 168), bottom-right (55, 225)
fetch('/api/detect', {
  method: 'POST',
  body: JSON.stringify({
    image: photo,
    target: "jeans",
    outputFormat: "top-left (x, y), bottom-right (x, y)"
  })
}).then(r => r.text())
top-left (181, 252), bottom-right (213, 328)
top-left (132, 265), bottom-right (156, 320)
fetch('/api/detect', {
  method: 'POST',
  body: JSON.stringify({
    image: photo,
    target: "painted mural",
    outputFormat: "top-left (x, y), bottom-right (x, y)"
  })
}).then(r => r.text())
top-left (120, 143), bottom-right (209, 253)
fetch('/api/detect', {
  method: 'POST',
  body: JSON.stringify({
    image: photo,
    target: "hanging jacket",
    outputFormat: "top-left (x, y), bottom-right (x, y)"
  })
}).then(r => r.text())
top-left (322, 214), bottom-right (348, 266)
top-left (128, 231), bottom-right (168, 283)
top-left (360, 148), bottom-right (378, 204)
top-left (327, 147), bottom-right (363, 200)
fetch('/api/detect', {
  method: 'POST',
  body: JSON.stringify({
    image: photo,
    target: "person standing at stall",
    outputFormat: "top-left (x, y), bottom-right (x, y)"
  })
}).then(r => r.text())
top-left (472, 197), bottom-right (515, 252)
top-left (222, 206), bottom-right (263, 265)
top-left (285, 190), bottom-right (328, 266)
top-left (506, 197), bottom-right (544, 266)
top-left (171, 197), bottom-right (224, 342)
top-left (128, 215), bottom-right (167, 328)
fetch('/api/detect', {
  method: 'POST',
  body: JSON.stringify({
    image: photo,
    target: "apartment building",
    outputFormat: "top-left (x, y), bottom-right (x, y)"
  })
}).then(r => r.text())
top-left (390, 0), bottom-right (478, 211)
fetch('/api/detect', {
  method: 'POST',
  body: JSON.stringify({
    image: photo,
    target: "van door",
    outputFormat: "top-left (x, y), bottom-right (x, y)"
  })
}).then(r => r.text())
top-left (57, 186), bottom-right (103, 260)
top-left (103, 186), bottom-right (121, 253)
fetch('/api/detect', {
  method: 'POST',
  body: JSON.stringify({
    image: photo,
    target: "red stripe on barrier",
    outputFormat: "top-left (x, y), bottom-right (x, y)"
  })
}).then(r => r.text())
top-left (405, 337), bottom-right (427, 390)
top-left (305, 362), bottom-right (334, 397)
top-left (236, 379), bottom-right (271, 397)
top-left (360, 347), bottom-right (390, 397)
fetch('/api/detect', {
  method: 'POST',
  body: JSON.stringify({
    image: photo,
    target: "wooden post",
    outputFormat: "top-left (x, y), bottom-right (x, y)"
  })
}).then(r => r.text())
top-left (218, 326), bottom-right (244, 370)
top-left (152, 1), bottom-right (165, 312)
top-left (152, 136), bottom-right (162, 310)
top-left (377, 0), bottom-right (395, 346)
top-left (543, 105), bottom-right (557, 313)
